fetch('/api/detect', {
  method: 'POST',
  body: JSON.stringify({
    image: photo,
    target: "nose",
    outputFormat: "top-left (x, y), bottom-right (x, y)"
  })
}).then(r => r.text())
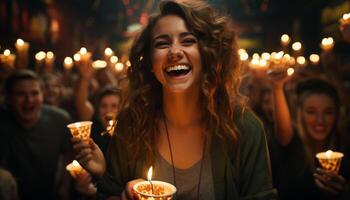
top-left (316, 114), bottom-right (325, 123)
top-left (167, 44), bottom-right (184, 61)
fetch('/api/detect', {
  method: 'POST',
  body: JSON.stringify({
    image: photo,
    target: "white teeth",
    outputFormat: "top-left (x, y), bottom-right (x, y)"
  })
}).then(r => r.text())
top-left (166, 65), bottom-right (190, 72)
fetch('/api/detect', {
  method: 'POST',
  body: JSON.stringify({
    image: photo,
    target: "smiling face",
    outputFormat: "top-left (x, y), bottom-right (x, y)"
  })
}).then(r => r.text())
top-left (8, 79), bottom-right (43, 127)
top-left (301, 93), bottom-right (337, 142)
top-left (98, 94), bottom-right (120, 127)
top-left (151, 14), bottom-right (202, 93)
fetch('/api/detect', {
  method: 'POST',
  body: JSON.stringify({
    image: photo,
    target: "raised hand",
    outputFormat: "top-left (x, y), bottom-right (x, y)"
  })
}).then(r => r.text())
top-left (314, 168), bottom-right (346, 197)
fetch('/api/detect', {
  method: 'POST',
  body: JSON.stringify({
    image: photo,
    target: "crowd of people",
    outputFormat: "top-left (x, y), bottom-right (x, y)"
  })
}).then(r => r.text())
top-left (0, 0), bottom-right (350, 200)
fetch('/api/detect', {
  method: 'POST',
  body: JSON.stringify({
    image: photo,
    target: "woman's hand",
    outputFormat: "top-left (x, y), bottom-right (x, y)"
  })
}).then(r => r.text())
top-left (72, 137), bottom-right (106, 177)
top-left (121, 179), bottom-right (144, 200)
top-left (74, 171), bottom-right (97, 196)
top-left (314, 168), bottom-right (346, 197)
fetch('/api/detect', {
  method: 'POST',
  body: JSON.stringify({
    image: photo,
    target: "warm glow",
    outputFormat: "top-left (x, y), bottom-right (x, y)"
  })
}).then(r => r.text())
top-left (73, 53), bottom-right (81, 62)
top-left (72, 160), bottom-right (81, 167)
top-left (261, 52), bottom-right (270, 60)
top-left (46, 51), bottom-right (54, 59)
top-left (147, 166), bottom-right (153, 181)
top-left (292, 42), bottom-right (302, 51)
top-left (309, 54), bottom-right (320, 64)
top-left (115, 62), bottom-right (124, 71)
top-left (64, 57), bottom-right (73, 65)
top-left (251, 58), bottom-right (259, 66)
top-left (326, 150), bottom-right (333, 158)
top-left (16, 39), bottom-right (24, 46)
top-left (259, 59), bottom-right (267, 67)
top-left (296, 56), bottom-right (306, 65)
top-left (110, 56), bottom-right (119, 64)
top-left (79, 47), bottom-right (87, 55)
top-left (104, 47), bottom-right (113, 56)
top-left (109, 120), bottom-right (114, 126)
top-left (4, 49), bottom-right (10, 56)
top-left (125, 60), bottom-right (131, 67)
top-left (92, 60), bottom-right (107, 69)
top-left (287, 68), bottom-right (294, 76)
top-left (321, 37), bottom-right (334, 46)
top-left (239, 52), bottom-right (249, 61)
top-left (281, 34), bottom-right (290, 44)
top-left (238, 48), bottom-right (247, 55)
top-left (342, 13), bottom-right (350, 20)
top-left (35, 51), bottom-right (46, 60)
top-left (252, 53), bottom-right (260, 60)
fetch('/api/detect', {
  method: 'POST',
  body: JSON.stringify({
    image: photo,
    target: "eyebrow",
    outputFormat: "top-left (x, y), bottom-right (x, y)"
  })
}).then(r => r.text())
top-left (152, 32), bottom-right (195, 41)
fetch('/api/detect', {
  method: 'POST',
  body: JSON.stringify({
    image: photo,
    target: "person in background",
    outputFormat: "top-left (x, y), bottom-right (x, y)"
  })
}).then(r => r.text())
top-left (0, 167), bottom-right (18, 200)
top-left (72, 0), bottom-right (277, 200)
top-left (269, 73), bottom-right (350, 200)
top-left (0, 69), bottom-right (73, 199)
top-left (74, 61), bottom-right (122, 155)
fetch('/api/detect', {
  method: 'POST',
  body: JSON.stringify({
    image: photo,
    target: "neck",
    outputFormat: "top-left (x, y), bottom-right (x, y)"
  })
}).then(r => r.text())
top-left (163, 89), bottom-right (202, 128)
top-left (309, 138), bottom-right (328, 154)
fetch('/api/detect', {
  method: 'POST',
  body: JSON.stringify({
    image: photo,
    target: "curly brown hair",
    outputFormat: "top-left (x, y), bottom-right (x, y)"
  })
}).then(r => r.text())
top-left (116, 0), bottom-right (246, 162)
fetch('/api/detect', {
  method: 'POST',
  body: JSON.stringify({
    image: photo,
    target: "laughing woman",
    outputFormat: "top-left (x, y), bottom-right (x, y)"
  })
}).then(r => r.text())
top-left (72, 1), bottom-right (277, 199)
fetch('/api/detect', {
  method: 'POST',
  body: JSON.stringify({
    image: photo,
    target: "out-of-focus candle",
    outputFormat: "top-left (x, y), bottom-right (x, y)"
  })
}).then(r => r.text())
top-left (292, 42), bottom-right (302, 51)
top-left (281, 34), bottom-right (291, 46)
top-left (92, 60), bottom-right (107, 69)
top-left (296, 56), bottom-right (306, 66)
top-left (44, 51), bottom-right (55, 72)
top-left (115, 62), bottom-right (124, 72)
top-left (0, 49), bottom-right (16, 68)
top-left (316, 150), bottom-right (344, 173)
top-left (339, 13), bottom-right (350, 26)
top-left (309, 54), bottom-right (320, 65)
top-left (110, 55), bottom-right (119, 64)
top-left (320, 37), bottom-right (334, 51)
top-left (64, 57), bottom-right (74, 70)
top-left (287, 67), bottom-right (294, 76)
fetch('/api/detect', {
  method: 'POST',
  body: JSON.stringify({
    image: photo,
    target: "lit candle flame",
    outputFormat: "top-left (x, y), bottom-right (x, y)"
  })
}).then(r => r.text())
top-left (46, 51), bottom-right (54, 59)
top-left (110, 56), bottom-right (119, 64)
top-left (287, 68), bottom-right (294, 76)
top-left (326, 150), bottom-right (333, 158)
top-left (79, 47), bottom-right (87, 55)
top-left (292, 42), bottom-right (302, 51)
top-left (104, 47), bottom-right (113, 56)
top-left (281, 34), bottom-right (290, 45)
top-left (16, 39), bottom-right (24, 46)
top-left (115, 62), bottom-right (124, 71)
top-left (72, 160), bottom-right (81, 167)
top-left (73, 53), bottom-right (81, 62)
top-left (92, 60), bottom-right (107, 69)
top-left (35, 51), bottom-right (46, 60)
top-left (147, 166), bottom-right (153, 181)
top-left (309, 54), bottom-right (319, 64)
top-left (4, 49), bottom-right (10, 56)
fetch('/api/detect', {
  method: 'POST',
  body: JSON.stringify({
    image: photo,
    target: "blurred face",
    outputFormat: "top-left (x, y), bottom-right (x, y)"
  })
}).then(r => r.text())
top-left (151, 15), bottom-right (202, 93)
top-left (301, 94), bottom-right (337, 142)
top-left (43, 77), bottom-right (61, 106)
top-left (98, 94), bottom-right (120, 125)
top-left (8, 79), bottom-right (43, 126)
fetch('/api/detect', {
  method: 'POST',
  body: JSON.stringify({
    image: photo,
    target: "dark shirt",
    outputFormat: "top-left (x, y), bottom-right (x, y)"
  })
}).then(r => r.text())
top-left (96, 109), bottom-right (278, 200)
top-left (91, 115), bottom-right (111, 156)
top-left (0, 105), bottom-right (72, 200)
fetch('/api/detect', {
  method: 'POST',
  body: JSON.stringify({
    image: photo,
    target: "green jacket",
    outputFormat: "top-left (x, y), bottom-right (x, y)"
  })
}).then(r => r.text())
top-left (97, 110), bottom-right (278, 199)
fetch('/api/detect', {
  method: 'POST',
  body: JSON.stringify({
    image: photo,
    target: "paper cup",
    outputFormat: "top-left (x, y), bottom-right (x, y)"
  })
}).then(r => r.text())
top-left (133, 180), bottom-right (176, 200)
top-left (65, 160), bottom-right (86, 179)
top-left (67, 121), bottom-right (93, 140)
top-left (316, 151), bottom-right (344, 173)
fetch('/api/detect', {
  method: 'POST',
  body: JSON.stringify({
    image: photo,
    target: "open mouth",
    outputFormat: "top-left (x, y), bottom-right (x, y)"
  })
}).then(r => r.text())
top-left (165, 64), bottom-right (191, 77)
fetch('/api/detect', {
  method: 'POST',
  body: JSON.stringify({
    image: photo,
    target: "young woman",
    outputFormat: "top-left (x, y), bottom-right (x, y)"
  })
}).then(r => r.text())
top-left (72, 1), bottom-right (277, 199)
top-left (270, 75), bottom-right (350, 200)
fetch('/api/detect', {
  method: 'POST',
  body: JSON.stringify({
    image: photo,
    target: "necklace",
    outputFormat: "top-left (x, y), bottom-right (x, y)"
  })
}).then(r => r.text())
top-left (162, 112), bottom-right (206, 200)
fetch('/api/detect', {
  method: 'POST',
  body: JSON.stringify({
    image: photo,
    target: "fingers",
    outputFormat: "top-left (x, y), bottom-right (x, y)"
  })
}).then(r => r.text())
top-left (314, 168), bottom-right (345, 195)
top-left (72, 137), bottom-right (94, 164)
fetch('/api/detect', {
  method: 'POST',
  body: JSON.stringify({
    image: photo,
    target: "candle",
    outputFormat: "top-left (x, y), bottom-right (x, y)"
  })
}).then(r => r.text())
top-left (104, 47), bottom-right (114, 60)
top-left (66, 160), bottom-right (86, 179)
top-left (320, 37), bottom-right (334, 51)
top-left (92, 60), bottom-right (107, 69)
top-left (115, 62), bottom-right (124, 72)
top-left (292, 42), bottom-right (302, 51)
top-left (74, 47), bottom-right (92, 67)
top-left (14, 39), bottom-right (29, 68)
top-left (309, 54), bottom-right (320, 65)
top-left (67, 121), bottom-right (93, 140)
top-left (0, 49), bottom-right (16, 68)
top-left (281, 34), bottom-right (290, 44)
top-left (316, 150), bottom-right (344, 173)
top-left (339, 13), bottom-right (350, 26)
top-left (44, 51), bottom-right (55, 73)
top-left (110, 55), bottom-right (119, 64)
top-left (296, 56), bottom-right (306, 67)
top-left (133, 166), bottom-right (177, 199)
top-left (64, 57), bottom-right (74, 70)
top-left (287, 67), bottom-right (294, 76)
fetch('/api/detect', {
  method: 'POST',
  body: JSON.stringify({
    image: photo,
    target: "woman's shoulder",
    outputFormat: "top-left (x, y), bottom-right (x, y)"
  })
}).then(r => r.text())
top-left (234, 107), bottom-right (265, 138)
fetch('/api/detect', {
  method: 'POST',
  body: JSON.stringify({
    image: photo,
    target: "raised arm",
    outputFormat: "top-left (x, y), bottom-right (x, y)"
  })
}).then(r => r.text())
top-left (75, 60), bottom-right (95, 121)
top-left (269, 70), bottom-right (294, 146)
